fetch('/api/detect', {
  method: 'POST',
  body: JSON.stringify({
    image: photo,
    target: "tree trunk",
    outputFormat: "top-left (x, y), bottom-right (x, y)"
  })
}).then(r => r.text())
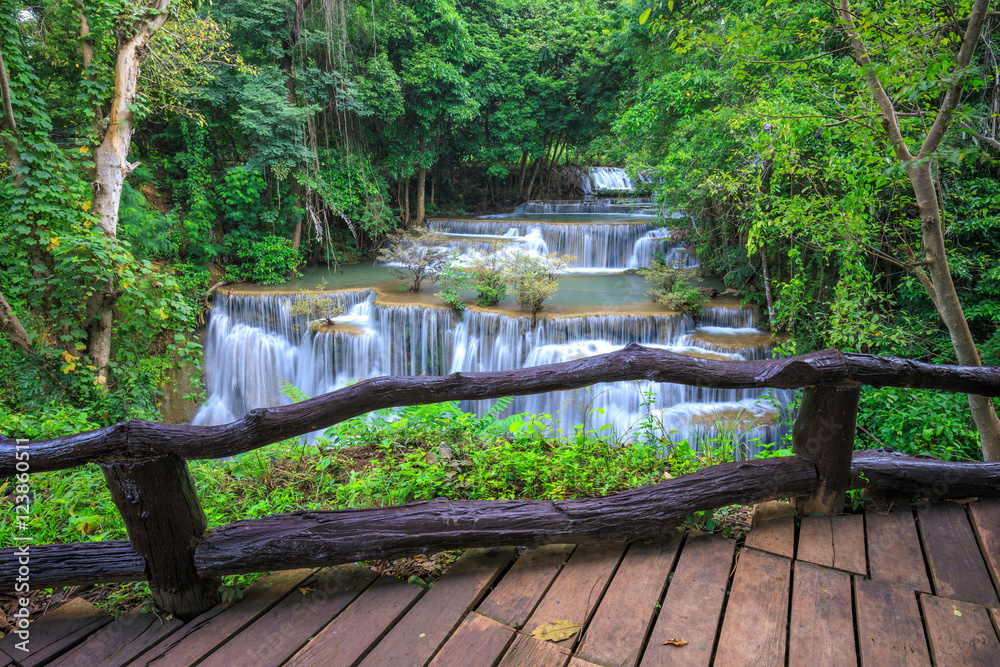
top-left (907, 162), bottom-right (1000, 460)
top-left (761, 248), bottom-right (776, 328)
top-left (403, 177), bottom-right (410, 226)
top-left (0, 290), bottom-right (30, 355)
top-left (838, 0), bottom-right (1000, 461)
top-left (416, 136), bottom-right (427, 226)
top-left (88, 1), bottom-right (170, 384)
top-left (524, 136), bottom-right (548, 200)
top-left (516, 150), bottom-right (529, 197)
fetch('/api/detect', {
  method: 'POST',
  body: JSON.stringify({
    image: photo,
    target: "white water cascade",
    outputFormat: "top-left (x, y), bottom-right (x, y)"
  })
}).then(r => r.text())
top-left (195, 293), bottom-right (790, 454)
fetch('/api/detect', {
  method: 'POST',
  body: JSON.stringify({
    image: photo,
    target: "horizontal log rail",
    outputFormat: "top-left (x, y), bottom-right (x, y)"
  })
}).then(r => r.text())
top-left (4, 450), bottom-right (1000, 591)
top-left (3, 345), bottom-right (1000, 618)
top-left (3, 346), bottom-right (1000, 476)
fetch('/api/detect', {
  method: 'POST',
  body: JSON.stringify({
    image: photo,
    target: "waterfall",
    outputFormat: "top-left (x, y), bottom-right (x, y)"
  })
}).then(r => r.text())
top-left (195, 291), bottom-right (790, 455)
top-left (429, 219), bottom-right (688, 271)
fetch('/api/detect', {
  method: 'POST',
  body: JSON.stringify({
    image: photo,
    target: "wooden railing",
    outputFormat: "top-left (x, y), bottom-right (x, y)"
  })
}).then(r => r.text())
top-left (3, 345), bottom-right (1000, 620)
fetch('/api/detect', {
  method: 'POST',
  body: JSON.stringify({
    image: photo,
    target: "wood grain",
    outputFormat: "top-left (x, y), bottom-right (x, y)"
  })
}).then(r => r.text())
top-left (865, 500), bottom-right (931, 592)
top-left (640, 532), bottom-right (735, 667)
top-left (523, 543), bottom-right (627, 649)
top-left (0, 598), bottom-right (111, 667)
top-left (48, 610), bottom-right (183, 667)
top-left (478, 544), bottom-right (576, 628)
top-left (101, 455), bottom-right (220, 619)
top-left (286, 576), bottom-right (424, 667)
top-left (854, 577), bottom-right (931, 667)
top-left (135, 568), bottom-right (316, 666)
top-left (917, 501), bottom-right (998, 606)
top-left (359, 547), bottom-right (515, 667)
top-left (920, 594), bottom-right (1000, 667)
top-left (574, 533), bottom-right (683, 667)
top-left (798, 514), bottom-right (866, 574)
top-left (427, 612), bottom-right (516, 667)
top-left (745, 501), bottom-right (795, 558)
top-left (196, 565), bottom-right (377, 667)
top-left (498, 633), bottom-right (571, 667)
top-left (792, 385), bottom-right (860, 514)
top-left (969, 499), bottom-right (1000, 598)
top-left (787, 562), bottom-right (856, 667)
top-left (713, 548), bottom-right (791, 667)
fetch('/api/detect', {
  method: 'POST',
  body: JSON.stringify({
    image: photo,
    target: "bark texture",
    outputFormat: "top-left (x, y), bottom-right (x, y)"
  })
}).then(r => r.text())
top-left (4, 451), bottom-right (1000, 590)
top-left (4, 346), bottom-right (1000, 475)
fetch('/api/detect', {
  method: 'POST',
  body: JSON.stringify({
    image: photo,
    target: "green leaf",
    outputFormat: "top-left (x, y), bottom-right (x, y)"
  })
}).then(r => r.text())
top-left (639, 8), bottom-right (652, 24)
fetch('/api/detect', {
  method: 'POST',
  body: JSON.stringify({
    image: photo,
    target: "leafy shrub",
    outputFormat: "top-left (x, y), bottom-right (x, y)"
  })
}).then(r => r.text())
top-left (225, 235), bottom-right (302, 284)
top-left (505, 253), bottom-right (572, 324)
top-left (856, 386), bottom-right (982, 461)
top-left (640, 260), bottom-right (706, 312)
top-left (377, 228), bottom-right (450, 291)
top-left (468, 251), bottom-right (509, 306)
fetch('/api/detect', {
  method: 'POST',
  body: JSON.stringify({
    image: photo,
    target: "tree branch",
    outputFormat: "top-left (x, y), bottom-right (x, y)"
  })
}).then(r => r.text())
top-left (960, 121), bottom-right (1000, 151)
top-left (920, 0), bottom-right (991, 157)
top-left (836, 0), bottom-right (915, 162)
top-left (0, 289), bottom-right (31, 355)
top-left (0, 46), bottom-right (22, 175)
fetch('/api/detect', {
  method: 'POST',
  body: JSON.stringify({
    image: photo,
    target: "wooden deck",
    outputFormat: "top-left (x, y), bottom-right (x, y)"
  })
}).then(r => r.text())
top-left (4, 497), bottom-right (1000, 666)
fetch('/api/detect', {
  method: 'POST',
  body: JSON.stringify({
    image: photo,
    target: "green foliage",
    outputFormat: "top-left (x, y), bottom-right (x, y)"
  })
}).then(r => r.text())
top-left (377, 228), bottom-right (450, 291)
top-left (857, 387), bottom-right (983, 462)
top-left (639, 258), bottom-right (705, 312)
top-left (225, 235), bottom-right (303, 285)
top-left (467, 251), bottom-right (510, 307)
top-left (504, 253), bottom-right (572, 323)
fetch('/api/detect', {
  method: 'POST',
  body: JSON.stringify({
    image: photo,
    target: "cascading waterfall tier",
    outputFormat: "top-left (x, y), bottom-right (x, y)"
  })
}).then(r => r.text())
top-left (194, 291), bottom-right (790, 455)
top-left (428, 218), bottom-right (688, 271)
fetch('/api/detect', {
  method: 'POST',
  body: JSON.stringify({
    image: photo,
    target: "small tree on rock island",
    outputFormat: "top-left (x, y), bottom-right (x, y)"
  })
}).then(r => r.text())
top-left (377, 228), bottom-right (450, 291)
top-left (506, 253), bottom-right (573, 325)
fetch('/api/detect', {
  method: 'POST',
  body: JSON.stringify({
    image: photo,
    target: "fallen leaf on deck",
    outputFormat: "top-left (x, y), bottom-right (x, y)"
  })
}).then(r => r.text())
top-left (299, 587), bottom-right (313, 595)
top-left (663, 638), bottom-right (689, 646)
top-left (953, 606), bottom-right (962, 617)
top-left (531, 620), bottom-right (582, 642)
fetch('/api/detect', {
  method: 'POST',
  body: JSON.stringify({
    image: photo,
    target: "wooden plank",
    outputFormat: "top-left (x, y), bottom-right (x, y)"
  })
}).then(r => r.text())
top-left (286, 576), bottom-right (424, 667)
top-left (359, 547), bottom-right (516, 667)
top-left (713, 548), bottom-right (791, 667)
top-left (992, 607), bottom-right (1000, 641)
top-left (917, 501), bottom-right (998, 607)
top-left (865, 500), bottom-right (931, 592)
top-left (427, 612), bottom-right (516, 667)
top-left (854, 577), bottom-right (931, 667)
top-left (567, 660), bottom-right (603, 667)
top-left (575, 533), bottom-right (683, 667)
top-left (498, 633), bottom-right (570, 667)
top-left (641, 532), bottom-right (735, 667)
top-left (478, 544), bottom-right (576, 628)
top-left (197, 565), bottom-right (377, 667)
top-left (787, 562), bottom-right (856, 667)
top-left (920, 594), bottom-right (1000, 667)
top-left (745, 501), bottom-right (795, 558)
top-left (969, 499), bottom-right (1000, 599)
top-left (830, 513), bottom-right (867, 575)
top-left (522, 542), bottom-right (627, 649)
top-left (797, 516), bottom-right (834, 567)
top-left (798, 515), bottom-right (866, 575)
top-left (0, 598), bottom-right (112, 667)
top-left (50, 610), bottom-right (184, 667)
top-left (134, 568), bottom-right (315, 666)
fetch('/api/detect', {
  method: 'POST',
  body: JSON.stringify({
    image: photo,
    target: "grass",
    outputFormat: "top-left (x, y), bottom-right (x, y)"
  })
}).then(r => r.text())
top-left (0, 400), bottom-right (790, 618)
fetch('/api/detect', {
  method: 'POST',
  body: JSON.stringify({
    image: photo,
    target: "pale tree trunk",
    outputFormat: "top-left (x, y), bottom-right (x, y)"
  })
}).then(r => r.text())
top-left (403, 177), bottom-right (410, 226)
top-left (86, 0), bottom-right (171, 385)
top-left (0, 290), bottom-right (31, 355)
top-left (515, 150), bottom-right (529, 197)
top-left (839, 0), bottom-right (1000, 460)
top-left (760, 249), bottom-right (776, 329)
top-left (415, 136), bottom-right (427, 226)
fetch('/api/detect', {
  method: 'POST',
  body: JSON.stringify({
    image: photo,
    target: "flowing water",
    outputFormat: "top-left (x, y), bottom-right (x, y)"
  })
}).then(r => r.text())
top-left (195, 195), bottom-right (791, 455)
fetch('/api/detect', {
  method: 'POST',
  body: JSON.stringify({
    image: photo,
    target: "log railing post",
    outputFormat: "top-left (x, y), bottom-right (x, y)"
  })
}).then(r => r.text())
top-left (101, 454), bottom-right (220, 620)
top-left (791, 385), bottom-right (861, 514)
